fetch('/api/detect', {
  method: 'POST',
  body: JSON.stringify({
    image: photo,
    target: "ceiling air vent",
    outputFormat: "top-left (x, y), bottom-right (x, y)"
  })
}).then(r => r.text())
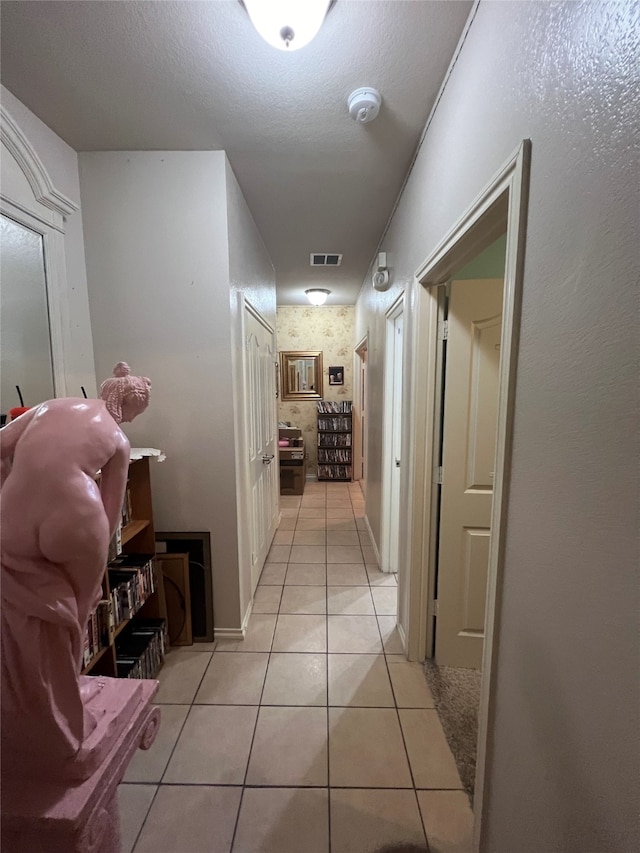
top-left (310, 253), bottom-right (343, 267)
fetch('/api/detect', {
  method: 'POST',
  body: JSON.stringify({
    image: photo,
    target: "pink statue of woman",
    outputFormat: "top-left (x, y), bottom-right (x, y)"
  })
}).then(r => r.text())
top-left (0, 363), bottom-right (151, 779)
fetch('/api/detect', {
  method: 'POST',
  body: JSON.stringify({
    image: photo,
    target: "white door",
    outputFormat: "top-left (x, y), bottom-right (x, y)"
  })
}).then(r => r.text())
top-left (244, 304), bottom-right (279, 593)
top-left (435, 278), bottom-right (503, 670)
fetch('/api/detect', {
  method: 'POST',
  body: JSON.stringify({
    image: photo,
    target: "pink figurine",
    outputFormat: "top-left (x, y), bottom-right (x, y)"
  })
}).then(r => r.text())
top-left (0, 362), bottom-right (151, 780)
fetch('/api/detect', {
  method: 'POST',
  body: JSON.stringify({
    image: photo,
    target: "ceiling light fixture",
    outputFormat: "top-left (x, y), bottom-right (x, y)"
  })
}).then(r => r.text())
top-left (305, 288), bottom-right (331, 306)
top-left (243, 0), bottom-right (332, 51)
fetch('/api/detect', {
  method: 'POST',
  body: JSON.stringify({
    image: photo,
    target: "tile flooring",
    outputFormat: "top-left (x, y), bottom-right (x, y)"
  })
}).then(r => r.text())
top-left (119, 481), bottom-right (473, 853)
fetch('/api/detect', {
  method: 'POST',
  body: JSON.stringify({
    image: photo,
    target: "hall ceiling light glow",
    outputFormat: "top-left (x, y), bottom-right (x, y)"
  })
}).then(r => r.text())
top-left (243, 0), bottom-right (332, 51)
top-left (306, 289), bottom-right (331, 306)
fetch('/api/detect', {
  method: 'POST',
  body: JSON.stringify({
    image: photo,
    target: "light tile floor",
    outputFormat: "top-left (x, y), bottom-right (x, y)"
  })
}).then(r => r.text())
top-left (119, 481), bottom-right (473, 853)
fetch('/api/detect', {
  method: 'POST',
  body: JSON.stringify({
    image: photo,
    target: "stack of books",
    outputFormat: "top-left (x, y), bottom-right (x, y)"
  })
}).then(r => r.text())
top-left (108, 554), bottom-right (156, 626)
top-left (116, 618), bottom-right (167, 679)
top-left (317, 400), bottom-right (352, 413)
top-left (83, 599), bottom-right (114, 667)
top-left (106, 486), bottom-right (134, 562)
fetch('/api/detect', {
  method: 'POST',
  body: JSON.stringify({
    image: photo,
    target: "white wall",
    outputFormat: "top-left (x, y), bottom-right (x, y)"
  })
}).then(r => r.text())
top-left (225, 159), bottom-right (276, 620)
top-left (1, 85), bottom-right (96, 396)
top-left (79, 150), bottom-right (268, 632)
top-left (356, 2), bottom-right (639, 851)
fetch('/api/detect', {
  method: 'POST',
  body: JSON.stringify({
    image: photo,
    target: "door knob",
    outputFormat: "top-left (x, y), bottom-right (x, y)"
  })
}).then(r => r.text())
top-left (262, 454), bottom-right (275, 464)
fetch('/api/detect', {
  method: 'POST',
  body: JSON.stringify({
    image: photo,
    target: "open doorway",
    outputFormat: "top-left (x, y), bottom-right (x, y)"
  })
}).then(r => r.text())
top-left (403, 141), bottom-right (530, 847)
top-left (425, 237), bottom-right (506, 798)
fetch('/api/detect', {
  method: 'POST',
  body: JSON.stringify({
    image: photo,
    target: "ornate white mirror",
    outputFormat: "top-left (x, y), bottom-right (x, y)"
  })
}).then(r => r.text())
top-left (1, 214), bottom-right (55, 413)
top-left (0, 105), bottom-right (77, 420)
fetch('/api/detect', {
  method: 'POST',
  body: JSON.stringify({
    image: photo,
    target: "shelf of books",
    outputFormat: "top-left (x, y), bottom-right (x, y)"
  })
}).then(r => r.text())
top-left (317, 401), bottom-right (353, 481)
top-left (82, 453), bottom-right (167, 680)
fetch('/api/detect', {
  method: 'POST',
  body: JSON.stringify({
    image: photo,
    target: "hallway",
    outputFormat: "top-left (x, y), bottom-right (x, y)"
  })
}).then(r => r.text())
top-left (118, 482), bottom-right (472, 853)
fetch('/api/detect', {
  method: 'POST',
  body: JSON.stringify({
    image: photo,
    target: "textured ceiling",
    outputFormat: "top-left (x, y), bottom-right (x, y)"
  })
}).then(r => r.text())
top-left (1, 0), bottom-right (472, 305)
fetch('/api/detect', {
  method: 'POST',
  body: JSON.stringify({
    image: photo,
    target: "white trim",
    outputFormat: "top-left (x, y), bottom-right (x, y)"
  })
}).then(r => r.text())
top-left (214, 627), bottom-right (246, 641)
top-left (404, 276), bottom-right (438, 662)
top-left (363, 514), bottom-right (381, 567)
top-left (396, 619), bottom-right (407, 655)
top-left (354, 335), bottom-right (368, 355)
top-left (380, 292), bottom-right (405, 573)
top-left (404, 140), bottom-right (531, 852)
top-left (242, 597), bottom-right (254, 633)
top-left (424, 287), bottom-right (448, 661)
top-left (0, 111), bottom-right (77, 399)
top-left (352, 334), bottom-right (368, 484)
top-left (0, 106), bottom-right (78, 220)
top-left (213, 596), bottom-right (253, 641)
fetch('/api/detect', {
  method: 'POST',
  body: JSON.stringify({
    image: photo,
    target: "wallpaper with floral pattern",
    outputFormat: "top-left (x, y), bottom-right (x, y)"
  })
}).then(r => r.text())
top-left (277, 305), bottom-right (355, 478)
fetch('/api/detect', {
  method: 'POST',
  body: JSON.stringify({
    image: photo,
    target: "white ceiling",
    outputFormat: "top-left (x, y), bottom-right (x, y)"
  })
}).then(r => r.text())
top-left (1, 0), bottom-right (472, 305)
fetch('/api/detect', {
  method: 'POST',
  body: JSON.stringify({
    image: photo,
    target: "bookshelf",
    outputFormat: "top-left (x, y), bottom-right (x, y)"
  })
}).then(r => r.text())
top-left (82, 452), bottom-right (167, 680)
top-left (317, 401), bottom-right (353, 481)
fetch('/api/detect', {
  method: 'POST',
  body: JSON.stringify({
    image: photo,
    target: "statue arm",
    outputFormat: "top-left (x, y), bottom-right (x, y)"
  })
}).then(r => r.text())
top-left (99, 434), bottom-right (131, 538)
top-left (0, 407), bottom-right (37, 486)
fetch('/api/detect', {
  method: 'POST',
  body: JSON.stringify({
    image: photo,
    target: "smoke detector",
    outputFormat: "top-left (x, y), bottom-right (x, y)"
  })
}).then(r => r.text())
top-left (348, 88), bottom-right (382, 124)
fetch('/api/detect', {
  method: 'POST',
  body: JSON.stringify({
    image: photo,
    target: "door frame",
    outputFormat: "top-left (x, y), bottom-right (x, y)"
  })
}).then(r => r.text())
top-left (380, 292), bottom-right (405, 573)
top-left (404, 140), bottom-right (530, 850)
top-left (352, 334), bottom-right (368, 486)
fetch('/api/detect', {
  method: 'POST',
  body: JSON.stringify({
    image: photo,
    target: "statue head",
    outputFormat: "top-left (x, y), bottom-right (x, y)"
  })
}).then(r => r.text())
top-left (99, 362), bottom-right (151, 424)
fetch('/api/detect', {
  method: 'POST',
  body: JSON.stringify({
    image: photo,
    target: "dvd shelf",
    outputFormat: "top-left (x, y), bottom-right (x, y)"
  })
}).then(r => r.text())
top-left (317, 401), bottom-right (353, 481)
top-left (116, 618), bottom-right (168, 680)
top-left (82, 454), bottom-right (167, 678)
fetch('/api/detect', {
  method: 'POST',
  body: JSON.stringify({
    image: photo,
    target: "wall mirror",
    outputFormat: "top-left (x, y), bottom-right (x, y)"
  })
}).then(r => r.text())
top-left (279, 351), bottom-right (323, 401)
top-left (1, 104), bottom-right (79, 421)
top-left (0, 214), bottom-right (55, 415)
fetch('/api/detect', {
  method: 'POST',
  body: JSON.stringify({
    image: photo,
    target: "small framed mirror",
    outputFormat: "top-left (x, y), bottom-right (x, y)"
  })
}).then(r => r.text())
top-left (279, 351), bottom-right (323, 401)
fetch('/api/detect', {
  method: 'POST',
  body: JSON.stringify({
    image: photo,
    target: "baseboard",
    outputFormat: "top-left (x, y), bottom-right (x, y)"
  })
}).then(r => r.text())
top-left (242, 597), bottom-right (253, 632)
top-left (397, 620), bottom-right (408, 656)
top-left (214, 627), bottom-right (245, 641)
top-left (214, 599), bottom-right (252, 642)
top-left (364, 514), bottom-right (382, 567)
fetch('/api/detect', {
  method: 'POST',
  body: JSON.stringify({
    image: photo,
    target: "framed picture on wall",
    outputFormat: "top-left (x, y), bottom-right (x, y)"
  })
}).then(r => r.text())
top-left (329, 366), bottom-right (344, 385)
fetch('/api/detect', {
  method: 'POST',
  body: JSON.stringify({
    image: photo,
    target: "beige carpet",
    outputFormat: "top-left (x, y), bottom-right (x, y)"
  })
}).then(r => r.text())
top-left (424, 660), bottom-right (481, 800)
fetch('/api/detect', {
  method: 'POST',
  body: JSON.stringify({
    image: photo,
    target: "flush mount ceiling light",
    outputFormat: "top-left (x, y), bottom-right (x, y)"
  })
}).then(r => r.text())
top-left (305, 288), bottom-right (331, 306)
top-left (243, 0), bottom-right (333, 51)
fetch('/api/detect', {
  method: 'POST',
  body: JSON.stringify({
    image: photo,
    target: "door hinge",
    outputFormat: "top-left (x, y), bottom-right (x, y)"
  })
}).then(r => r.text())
top-left (434, 466), bottom-right (443, 485)
top-left (438, 320), bottom-right (449, 341)
top-left (433, 599), bottom-right (439, 616)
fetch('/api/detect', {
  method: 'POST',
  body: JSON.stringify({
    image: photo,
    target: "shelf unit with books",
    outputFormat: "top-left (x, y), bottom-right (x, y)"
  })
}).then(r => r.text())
top-left (317, 401), bottom-right (353, 481)
top-left (82, 452), bottom-right (167, 680)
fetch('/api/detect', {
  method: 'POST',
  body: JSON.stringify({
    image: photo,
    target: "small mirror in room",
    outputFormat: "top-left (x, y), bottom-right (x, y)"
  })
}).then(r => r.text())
top-left (0, 214), bottom-right (55, 418)
top-left (279, 351), bottom-right (323, 401)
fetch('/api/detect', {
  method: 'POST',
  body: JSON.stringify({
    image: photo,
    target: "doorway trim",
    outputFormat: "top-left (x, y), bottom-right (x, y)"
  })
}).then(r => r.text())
top-left (380, 292), bottom-right (405, 573)
top-left (352, 334), bottom-right (368, 487)
top-left (405, 140), bottom-right (530, 850)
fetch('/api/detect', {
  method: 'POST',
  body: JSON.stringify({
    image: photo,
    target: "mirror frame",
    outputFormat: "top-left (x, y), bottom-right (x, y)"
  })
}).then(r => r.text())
top-left (279, 351), bottom-right (323, 401)
top-left (1, 104), bottom-right (79, 400)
